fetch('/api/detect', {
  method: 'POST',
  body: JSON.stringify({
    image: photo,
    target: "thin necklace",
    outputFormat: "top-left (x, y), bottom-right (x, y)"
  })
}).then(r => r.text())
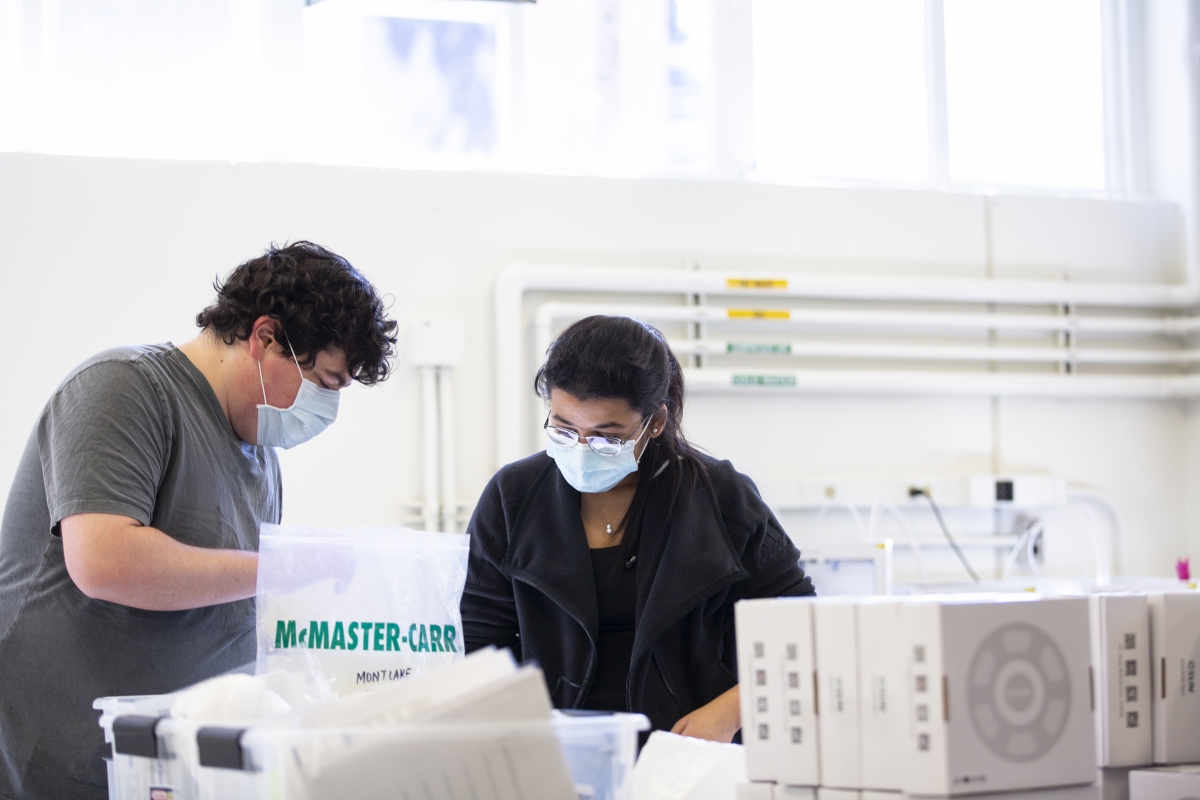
top-left (589, 492), bottom-right (634, 536)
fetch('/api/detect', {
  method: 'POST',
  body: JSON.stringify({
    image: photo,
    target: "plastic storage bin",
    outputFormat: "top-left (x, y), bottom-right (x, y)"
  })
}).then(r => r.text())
top-left (97, 692), bottom-right (647, 800)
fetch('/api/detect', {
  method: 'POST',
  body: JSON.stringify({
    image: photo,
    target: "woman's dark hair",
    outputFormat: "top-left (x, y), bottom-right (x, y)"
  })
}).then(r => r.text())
top-left (196, 241), bottom-right (398, 385)
top-left (534, 315), bottom-right (714, 566)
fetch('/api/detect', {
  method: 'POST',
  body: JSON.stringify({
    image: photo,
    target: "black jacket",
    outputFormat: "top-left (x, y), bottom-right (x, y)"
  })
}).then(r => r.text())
top-left (461, 452), bottom-right (814, 733)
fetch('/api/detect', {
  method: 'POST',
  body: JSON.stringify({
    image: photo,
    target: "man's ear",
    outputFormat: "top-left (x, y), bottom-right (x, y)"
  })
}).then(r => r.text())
top-left (248, 316), bottom-right (280, 362)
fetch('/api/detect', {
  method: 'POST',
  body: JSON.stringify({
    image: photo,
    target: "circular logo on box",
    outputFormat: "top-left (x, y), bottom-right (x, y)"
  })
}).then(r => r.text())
top-left (967, 623), bottom-right (1071, 762)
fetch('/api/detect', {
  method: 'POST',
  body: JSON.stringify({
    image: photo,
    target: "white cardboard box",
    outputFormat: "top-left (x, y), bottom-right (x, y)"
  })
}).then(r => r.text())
top-left (1098, 767), bottom-right (1134, 800)
top-left (818, 789), bottom-right (861, 800)
top-left (737, 782), bottom-right (777, 800)
top-left (736, 598), bottom-right (820, 787)
top-left (1089, 594), bottom-right (1152, 767)
top-left (1147, 592), bottom-right (1200, 764)
top-left (815, 600), bottom-right (863, 789)
top-left (912, 785), bottom-right (1102, 800)
top-left (861, 792), bottom-right (902, 800)
top-left (734, 783), bottom-right (819, 800)
top-left (893, 595), bottom-right (1096, 796)
top-left (1129, 765), bottom-right (1200, 800)
top-left (780, 788), bottom-right (818, 800)
top-left (857, 599), bottom-right (908, 792)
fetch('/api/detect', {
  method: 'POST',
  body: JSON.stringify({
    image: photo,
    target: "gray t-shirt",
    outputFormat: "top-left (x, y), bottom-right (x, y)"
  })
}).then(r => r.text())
top-left (0, 344), bottom-right (281, 800)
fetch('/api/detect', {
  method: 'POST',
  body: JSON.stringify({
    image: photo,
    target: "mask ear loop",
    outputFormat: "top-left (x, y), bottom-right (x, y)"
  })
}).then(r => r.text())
top-left (631, 415), bottom-right (655, 466)
top-left (259, 330), bottom-right (303, 407)
top-left (281, 332), bottom-right (304, 378)
top-left (258, 361), bottom-right (268, 405)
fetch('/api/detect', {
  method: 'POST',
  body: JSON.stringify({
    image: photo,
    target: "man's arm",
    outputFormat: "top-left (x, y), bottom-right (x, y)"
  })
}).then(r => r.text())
top-left (61, 513), bottom-right (258, 611)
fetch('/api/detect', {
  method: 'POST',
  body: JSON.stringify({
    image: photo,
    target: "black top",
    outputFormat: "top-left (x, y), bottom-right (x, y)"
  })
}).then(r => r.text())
top-left (461, 451), bottom-right (815, 733)
top-left (583, 545), bottom-right (638, 711)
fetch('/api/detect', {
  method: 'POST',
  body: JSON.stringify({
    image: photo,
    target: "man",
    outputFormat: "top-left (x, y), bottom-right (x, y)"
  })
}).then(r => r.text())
top-left (0, 241), bottom-right (397, 800)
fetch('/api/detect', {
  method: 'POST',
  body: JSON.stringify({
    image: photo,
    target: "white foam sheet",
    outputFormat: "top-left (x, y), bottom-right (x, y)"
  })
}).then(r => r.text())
top-left (632, 731), bottom-right (747, 800)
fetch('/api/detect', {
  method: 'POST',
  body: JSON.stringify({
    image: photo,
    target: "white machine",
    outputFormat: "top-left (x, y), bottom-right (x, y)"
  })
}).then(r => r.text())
top-left (1147, 591), bottom-right (1200, 764)
top-left (798, 541), bottom-right (893, 597)
top-left (1088, 594), bottom-right (1152, 767)
top-left (736, 598), bottom-right (821, 788)
top-left (889, 595), bottom-right (1096, 796)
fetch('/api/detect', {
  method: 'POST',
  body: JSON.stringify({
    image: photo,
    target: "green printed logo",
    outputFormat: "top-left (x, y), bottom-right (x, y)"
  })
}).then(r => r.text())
top-left (731, 374), bottom-right (796, 387)
top-left (273, 620), bottom-right (458, 653)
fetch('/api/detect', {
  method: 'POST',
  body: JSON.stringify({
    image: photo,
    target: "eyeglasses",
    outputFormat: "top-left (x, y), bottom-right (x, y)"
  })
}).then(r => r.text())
top-left (544, 416), bottom-right (651, 457)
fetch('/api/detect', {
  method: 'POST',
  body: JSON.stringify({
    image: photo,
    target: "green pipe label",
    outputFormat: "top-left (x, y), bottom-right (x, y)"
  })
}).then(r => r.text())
top-left (731, 374), bottom-right (797, 387)
top-left (727, 342), bottom-right (792, 355)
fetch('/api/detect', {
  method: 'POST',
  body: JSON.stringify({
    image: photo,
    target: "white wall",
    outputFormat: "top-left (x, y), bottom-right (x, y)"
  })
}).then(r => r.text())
top-left (0, 151), bottom-right (1195, 582)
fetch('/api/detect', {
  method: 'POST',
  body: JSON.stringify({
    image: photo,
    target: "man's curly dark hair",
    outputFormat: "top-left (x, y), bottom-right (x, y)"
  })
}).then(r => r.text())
top-left (196, 241), bottom-right (398, 385)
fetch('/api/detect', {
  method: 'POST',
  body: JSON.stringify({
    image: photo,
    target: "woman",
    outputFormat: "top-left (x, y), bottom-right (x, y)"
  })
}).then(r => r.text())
top-left (461, 315), bottom-right (814, 742)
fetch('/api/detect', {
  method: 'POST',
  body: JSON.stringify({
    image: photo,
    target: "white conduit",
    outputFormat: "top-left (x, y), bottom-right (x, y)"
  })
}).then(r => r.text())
top-left (496, 264), bottom-right (1200, 465)
top-left (501, 265), bottom-right (1200, 311)
top-left (667, 339), bottom-right (1200, 366)
top-left (680, 368), bottom-right (1200, 399)
top-left (420, 366), bottom-right (441, 532)
top-left (533, 301), bottom-right (1200, 346)
top-left (437, 368), bottom-right (457, 534)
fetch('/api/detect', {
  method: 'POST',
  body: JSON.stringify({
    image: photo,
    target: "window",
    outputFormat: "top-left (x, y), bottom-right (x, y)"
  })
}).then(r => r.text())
top-left (0, 0), bottom-right (1138, 193)
top-left (943, 0), bottom-right (1106, 189)
top-left (518, 0), bottom-right (711, 174)
top-left (753, 0), bottom-right (929, 183)
top-left (751, 0), bottom-right (1113, 192)
top-left (0, 0), bottom-right (244, 160)
top-left (299, 1), bottom-right (509, 167)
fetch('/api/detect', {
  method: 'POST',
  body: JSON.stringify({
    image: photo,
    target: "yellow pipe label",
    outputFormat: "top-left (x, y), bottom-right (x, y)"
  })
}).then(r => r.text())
top-left (727, 308), bottom-right (791, 320)
top-left (726, 278), bottom-right (788, 290)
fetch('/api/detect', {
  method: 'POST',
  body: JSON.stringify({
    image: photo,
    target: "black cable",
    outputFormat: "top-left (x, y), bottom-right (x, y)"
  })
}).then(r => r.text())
top-left (911, 488), bottom-right (981, 584)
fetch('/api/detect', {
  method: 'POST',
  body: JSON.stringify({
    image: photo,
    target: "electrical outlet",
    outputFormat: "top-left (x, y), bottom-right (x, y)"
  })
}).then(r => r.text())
top-left (968, 475), bottom-right (1067, 509)
top-left (757, 474), bottom-right (1065, 512)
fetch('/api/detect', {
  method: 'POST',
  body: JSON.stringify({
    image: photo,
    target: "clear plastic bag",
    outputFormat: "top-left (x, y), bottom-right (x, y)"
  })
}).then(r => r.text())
top-left (256, 525), bottom-right (469, 696)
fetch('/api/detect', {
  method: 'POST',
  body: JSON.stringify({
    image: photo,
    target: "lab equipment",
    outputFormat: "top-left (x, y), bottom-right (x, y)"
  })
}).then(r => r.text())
top-left (798, 540), bottom-right (893, 597)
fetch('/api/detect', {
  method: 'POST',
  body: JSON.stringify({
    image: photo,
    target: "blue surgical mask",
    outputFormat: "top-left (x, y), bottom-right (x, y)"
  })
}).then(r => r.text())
top-left (257, 348), bottom-right (339, 449)
top-left (547, 418), bottom-right (652, 493)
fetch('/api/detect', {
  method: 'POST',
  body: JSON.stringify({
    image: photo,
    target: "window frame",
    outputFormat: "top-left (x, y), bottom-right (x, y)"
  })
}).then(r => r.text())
top-left (743, 0), bottom-right (1147, 198)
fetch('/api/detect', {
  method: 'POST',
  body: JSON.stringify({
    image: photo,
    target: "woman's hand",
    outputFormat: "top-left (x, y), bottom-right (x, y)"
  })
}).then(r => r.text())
top-left (670, 686), bottom-right (741, 743)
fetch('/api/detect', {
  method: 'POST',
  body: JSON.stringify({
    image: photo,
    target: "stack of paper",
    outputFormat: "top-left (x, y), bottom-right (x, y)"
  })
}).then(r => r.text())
top-left (279, 647), bottom-right (579, 800)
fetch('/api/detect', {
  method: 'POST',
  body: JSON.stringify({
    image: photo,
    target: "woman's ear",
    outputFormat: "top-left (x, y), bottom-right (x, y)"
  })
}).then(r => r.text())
top-left (649, 404), bottom-right (668, 438)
